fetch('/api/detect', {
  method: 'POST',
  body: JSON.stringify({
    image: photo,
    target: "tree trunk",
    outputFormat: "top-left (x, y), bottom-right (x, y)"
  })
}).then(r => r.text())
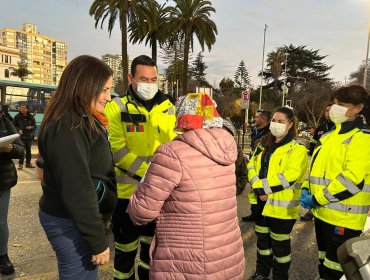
top-left (121, 12), bottom-right (128, 96)
top-left (182, 32), bottom-right (190, 96)
top-left (151, 34), bottom-right (157, 64)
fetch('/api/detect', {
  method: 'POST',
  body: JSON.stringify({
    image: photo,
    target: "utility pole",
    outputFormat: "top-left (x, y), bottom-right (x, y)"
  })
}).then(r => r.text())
top-left (258, 24), bottom-right (268, 109)
top-left (363, 19), bottom-right (370, 88)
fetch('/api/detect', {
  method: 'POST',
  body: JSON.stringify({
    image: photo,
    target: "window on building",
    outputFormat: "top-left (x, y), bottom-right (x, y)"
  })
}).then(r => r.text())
top-left (5, 69), bottom-right (10, 78)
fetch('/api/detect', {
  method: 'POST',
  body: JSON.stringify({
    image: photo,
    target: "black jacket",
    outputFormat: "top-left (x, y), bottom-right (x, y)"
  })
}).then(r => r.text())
top-left (38, 112), bottom-right (117, 254)
top-left (0, 113), bottom-right (24, 191)
top-left (309, 120), bottom-right (335, 155)
top-left (250, 124), bottom-right (270, 151)
top-left (13, 112), bottom-right (36, 140)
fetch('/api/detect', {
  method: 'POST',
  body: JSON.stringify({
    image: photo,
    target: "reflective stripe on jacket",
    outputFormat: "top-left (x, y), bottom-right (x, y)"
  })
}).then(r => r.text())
top-left (247, 140), bottom-right (308, 219)
top-left (104, 93), bottom-right (176, 199)
top-left (308, 118), bottom-right (370, 230)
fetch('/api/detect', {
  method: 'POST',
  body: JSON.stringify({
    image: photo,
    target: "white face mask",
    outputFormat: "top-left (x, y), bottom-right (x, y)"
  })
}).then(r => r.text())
top-left (269, 121), bottom-right (287, 137)
top-left (136, 82), bottom-right (158, 101)
top-left (329, 104), bottom-right (348, 124)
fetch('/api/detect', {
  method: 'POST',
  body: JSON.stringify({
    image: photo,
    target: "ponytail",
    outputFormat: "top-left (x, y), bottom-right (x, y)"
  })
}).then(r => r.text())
top-left (360, 94), bottom-right (370, 125)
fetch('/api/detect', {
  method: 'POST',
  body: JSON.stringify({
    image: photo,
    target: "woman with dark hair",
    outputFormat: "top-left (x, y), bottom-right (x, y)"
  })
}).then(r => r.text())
top-left (302, 103), bottom-right (335, 221)
top-left (38, 55), bottom-right (117, 279)
top-left (0, 109), bottom-right (24, 276)
top-left (247, 107), bottom-right (308, 280)
top-left (299, 84), bottom-right (370, 280)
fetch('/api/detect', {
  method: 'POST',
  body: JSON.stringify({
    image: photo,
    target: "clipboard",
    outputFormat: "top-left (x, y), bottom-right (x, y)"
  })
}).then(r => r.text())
top-left (0, 134), bottom-right (20, 148)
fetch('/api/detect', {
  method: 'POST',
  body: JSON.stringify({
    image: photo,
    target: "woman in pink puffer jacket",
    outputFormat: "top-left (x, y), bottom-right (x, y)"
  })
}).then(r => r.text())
top-left (128, 93), bottom-right (245, 279)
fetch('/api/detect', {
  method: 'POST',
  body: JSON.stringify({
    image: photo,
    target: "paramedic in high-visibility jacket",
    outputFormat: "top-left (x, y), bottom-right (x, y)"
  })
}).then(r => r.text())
top-left (248, 107), bottom-right (308, 280)
top-left (104, 55), bottom-right (177, 280)
top-left (299, 84), bottom-right (370, 280)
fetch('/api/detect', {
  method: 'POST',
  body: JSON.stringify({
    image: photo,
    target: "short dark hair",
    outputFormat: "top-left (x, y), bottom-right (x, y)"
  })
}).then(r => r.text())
top-left (256, 109), bottom-right (271, 121)
top-left (131, 55), bottom-right (156, 76)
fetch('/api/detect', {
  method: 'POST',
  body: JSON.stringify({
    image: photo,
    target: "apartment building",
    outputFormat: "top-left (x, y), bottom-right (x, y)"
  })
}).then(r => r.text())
top-left (0, 23), bottom-right (67, 85)
top-left (0, 45), bottom-right (21, 81)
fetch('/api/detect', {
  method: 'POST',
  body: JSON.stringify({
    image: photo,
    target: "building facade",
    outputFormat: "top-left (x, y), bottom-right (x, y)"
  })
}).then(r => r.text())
top-left (0, 23), bottom-right (67, 85)
top-left (0, 45), bottom-right (21, 81)
top-left (102, 54), bottom-right (122, 87)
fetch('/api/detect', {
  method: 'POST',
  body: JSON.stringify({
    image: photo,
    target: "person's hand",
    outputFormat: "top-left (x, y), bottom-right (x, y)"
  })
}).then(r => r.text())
top-left (19, 130), bottom-right (23, 135)
top-left (259, 194), bottom-right (268, 201)
top-left (91, 247), bottom-right (110, 266)
top-left (300, 188), bottom-right (309, 198)
top-left (26, 126), bottom-right (32, 130)
top-left (299, 194), bottom-right (314, 209)
top-left (0, 144), bottom-right (13, 153)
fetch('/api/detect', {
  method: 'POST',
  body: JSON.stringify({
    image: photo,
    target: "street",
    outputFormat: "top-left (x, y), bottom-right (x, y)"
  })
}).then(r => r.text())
top-left (3, 158), bottom-right (319, 280)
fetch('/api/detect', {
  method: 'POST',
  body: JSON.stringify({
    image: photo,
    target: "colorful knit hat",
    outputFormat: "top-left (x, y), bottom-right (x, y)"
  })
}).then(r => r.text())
top-left (175, 93), bottom-right (223, 131)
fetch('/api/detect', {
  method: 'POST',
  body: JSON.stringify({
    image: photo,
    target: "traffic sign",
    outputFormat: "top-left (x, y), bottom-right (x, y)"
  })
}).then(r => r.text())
top-left (241, 90), bottom-right (250, 109)
top-left (282, 85), bottom-right (289, 96)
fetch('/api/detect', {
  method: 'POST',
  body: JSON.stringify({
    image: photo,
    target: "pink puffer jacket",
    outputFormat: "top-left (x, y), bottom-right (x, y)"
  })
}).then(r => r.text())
top-left (128, 127), bottom-right (245, 280)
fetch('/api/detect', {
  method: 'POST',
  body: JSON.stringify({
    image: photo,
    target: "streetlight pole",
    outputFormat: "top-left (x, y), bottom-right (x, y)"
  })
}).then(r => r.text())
top-left (363, 19), bottom-right (370, 88)
top-left (259, 24), bottom-right (268, 109)
top-left (282, 51), bottom-right (288, 107)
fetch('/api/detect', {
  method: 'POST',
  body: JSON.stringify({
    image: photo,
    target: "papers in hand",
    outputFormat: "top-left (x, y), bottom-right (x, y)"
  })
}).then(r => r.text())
top-left (0, 134), bottom-right (20, 148)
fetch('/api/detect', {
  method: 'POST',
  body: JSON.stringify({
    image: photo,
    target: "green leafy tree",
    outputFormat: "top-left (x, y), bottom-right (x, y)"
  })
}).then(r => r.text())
top-left (190, 52), bottom-right (209, 86)
top-left (291, 80), bottom-right (334, 126)
top-left (89, 0), bottom-right (139, 95)
top-left (219, 77), bottom-right (236, 96)
top-left (161, 35), bottom-right (185, 97)
top-left (128, 1), bottom-right (170, 63)
top-left (266, 48), bottom-right (286, 93)
top-left (10, 62), bottom-right (33, 81)
top-left (349, 62), bottom-right (370, 89)
top-left (262, 44), bottom-right (332, 89)
top-left (234, 60), bottom-right (251, 90)
top-left (165, 0), bottom-right (217, 96)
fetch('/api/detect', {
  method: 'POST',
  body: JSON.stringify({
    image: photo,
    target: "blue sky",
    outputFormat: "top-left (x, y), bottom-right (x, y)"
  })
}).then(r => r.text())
top-left (1, 0), bottom-right (369, 88)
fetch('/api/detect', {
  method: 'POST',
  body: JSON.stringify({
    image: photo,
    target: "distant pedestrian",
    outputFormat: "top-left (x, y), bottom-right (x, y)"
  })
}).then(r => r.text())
top-left (128, 93), bottom-right (245, 279)
top-left (242, 109), bottom-right (271, 222)
top-left (12, 104), bottom-right (35, 169)
top-left (1, 105), bottom-right (13, 122)
top-left (37, 55), bottom-right (117, 280)
top-left (248, 107), bottom-right (308, 280)
top-left (299, 84), bottom-right (370, 280)
top-left (0, 109), bottom-right (24, 276)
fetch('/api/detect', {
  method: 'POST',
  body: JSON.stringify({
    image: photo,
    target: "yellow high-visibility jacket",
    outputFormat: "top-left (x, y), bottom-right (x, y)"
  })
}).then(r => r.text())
top-left (248, 137), bottom-right (308, 219)
top-left (305, 117), bottom-right (370, 230)
top-left (104, 90), bottom-right (177, 199)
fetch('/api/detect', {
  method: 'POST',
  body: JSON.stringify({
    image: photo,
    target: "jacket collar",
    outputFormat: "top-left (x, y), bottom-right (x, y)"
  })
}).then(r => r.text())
top-left (337, 116), bottom-right (364, 134)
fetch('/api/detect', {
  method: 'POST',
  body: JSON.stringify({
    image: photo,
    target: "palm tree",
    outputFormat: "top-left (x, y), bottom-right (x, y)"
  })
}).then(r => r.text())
top-left (128, 1), bottom-right (170, 63)
top-left (267, 48), bottom-right (286, 93)
top-left (10, 62), bottom-right (33, 81)
top-left (165, 0), bottom-right (217, 96)
top-left (89, 0), bottom-right (138, 94)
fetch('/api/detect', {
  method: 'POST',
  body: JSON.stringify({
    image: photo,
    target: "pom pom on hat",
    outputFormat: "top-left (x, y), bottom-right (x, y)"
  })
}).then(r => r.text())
top-left (175, 93), bottom-right (223, 131)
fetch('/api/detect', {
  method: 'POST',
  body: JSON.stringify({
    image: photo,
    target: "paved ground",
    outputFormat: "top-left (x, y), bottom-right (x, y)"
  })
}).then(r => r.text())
top-left (2, 144), bottom-right (320, 279)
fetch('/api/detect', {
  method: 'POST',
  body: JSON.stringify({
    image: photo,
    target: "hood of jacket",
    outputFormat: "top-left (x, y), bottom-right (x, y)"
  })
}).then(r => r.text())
top-left (175, 127), bottom-right (237, 166)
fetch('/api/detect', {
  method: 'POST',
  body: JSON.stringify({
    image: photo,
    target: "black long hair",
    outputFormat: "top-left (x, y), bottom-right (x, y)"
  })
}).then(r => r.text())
top-left (330, 84), bottom-right (370, 125)
top-left (39, 55), bottom-right (113, 135)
